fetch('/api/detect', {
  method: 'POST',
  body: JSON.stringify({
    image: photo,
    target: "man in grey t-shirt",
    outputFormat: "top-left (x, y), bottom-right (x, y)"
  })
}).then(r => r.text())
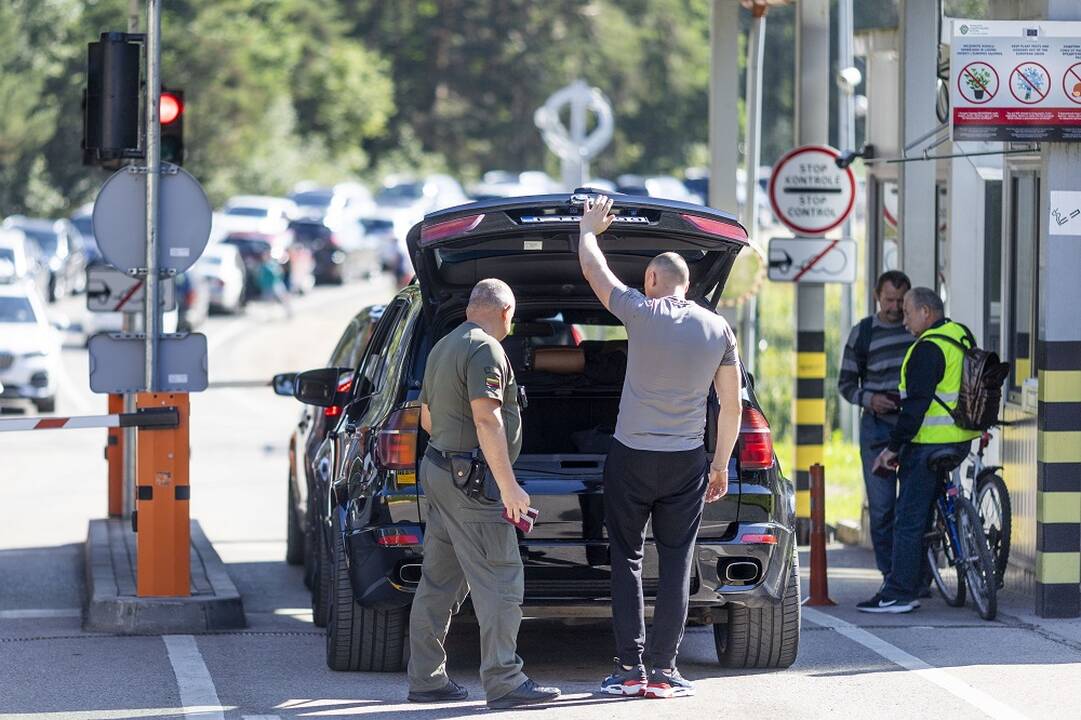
top-left (578, 195), bottom-right (743, 699)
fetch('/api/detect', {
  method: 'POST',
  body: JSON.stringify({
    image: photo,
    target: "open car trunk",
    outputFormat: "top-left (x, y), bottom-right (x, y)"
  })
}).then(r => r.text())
top-left (407, 191), bottom-right (748, 315)
top-left (411, 194), bottom-right (749, 600)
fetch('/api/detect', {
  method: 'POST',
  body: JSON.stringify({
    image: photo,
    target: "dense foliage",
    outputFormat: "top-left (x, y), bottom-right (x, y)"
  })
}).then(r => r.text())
top-left (0, 0), bottom-right (809, 215)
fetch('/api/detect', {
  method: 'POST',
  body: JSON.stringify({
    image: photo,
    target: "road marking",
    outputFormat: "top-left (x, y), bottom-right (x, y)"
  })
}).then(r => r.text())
top-left (163, 635), bottom-right (225, 720)
top-left (0, 608), bottom-right (81, 619)
top-left (242, 716), bottom-right (282, 720)
top-left (803, 608), bottom-right (1029, 720)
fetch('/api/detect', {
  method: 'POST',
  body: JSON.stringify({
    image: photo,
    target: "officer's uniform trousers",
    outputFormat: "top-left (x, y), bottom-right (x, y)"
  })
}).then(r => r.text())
top-left (407, 452), bottom-right (527, 701)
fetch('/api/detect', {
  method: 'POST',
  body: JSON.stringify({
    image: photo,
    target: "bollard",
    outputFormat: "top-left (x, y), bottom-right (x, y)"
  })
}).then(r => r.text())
top-left (106, 393), bottom-right (124, 517)
top-left (136, 392), bottom-right (190, 597)
top-left (805, 462), bottom-right (835, 606)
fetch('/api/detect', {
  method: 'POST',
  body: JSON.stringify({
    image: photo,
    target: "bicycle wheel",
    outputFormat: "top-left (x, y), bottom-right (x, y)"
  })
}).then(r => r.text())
top-left (956, 496), bottom-right (998, 621)
top-left (976, 472), bottom-right (1011, 588)
top-left (926, 502), bottom-right (965, 607)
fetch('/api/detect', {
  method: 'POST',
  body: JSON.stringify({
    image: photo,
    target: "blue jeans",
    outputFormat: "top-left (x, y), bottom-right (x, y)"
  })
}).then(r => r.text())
top-left (882, 441), bottom-right (971, 602)
top-left (859, 413), bottom-right (898, 577)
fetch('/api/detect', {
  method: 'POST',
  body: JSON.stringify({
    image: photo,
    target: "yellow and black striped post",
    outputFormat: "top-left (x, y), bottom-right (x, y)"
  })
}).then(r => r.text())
top-left (1036, 340), bottom-right (1081, 617)
top-left (795, 331), bottom-right (826, 542)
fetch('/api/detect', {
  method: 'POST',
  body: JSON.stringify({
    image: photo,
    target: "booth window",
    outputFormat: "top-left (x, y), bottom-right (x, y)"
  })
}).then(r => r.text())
top-left (1007, 172), bottom-right (1039, 399)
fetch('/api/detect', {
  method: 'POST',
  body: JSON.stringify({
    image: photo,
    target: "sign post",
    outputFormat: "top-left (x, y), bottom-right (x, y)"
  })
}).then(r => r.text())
top-left (534, 80), bottom-right (614, 190)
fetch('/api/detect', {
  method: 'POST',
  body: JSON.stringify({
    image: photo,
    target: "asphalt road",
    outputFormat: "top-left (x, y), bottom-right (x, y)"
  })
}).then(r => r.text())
top-left (2, 276), bottom-right (1080, 720)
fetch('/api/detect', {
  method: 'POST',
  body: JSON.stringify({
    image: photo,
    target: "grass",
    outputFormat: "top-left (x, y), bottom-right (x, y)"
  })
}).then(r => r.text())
top-left (773, 430), bottom-right (864, 527)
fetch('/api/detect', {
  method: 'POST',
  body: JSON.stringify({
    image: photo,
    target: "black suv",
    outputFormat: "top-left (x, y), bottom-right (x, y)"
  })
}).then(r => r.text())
top-left (287, 193), bottom-right (799, 674)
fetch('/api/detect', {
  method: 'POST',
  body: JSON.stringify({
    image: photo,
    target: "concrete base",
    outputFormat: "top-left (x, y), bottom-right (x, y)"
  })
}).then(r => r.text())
top-left (84, 518), bottom-right (246, 634)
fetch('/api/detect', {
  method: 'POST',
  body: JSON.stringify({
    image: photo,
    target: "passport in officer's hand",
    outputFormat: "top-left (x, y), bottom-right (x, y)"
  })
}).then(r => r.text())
top-left (502, 507), bottom-right (539, 534)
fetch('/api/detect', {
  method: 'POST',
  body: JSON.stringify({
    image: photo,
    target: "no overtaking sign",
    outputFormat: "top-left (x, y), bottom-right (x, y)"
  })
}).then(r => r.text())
top-left (768, 145), bottom-right (856, 236)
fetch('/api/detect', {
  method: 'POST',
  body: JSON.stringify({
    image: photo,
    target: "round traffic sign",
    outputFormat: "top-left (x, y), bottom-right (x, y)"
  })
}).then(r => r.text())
top-left (1009, 62), bottom-right (1050, 105)
top-left (768, 145), bottom-right (856, 236)
top-left (92, 165), bottom-right (212, 274)
top-left (957, 61), bottom-right (999, 105)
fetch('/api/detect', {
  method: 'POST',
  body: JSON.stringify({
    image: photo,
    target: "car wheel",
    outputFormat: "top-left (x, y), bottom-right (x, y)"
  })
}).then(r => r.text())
top-left (34, 396), bottom-right (56, 414)
top-left (285, 473), bottom-right (305, 566)
top-left (311, 522), bottom-right (331, 628)
top-left (713, 549), bottom-right (800, 669)
top-left (303, 498), bottom-right (317, 590)
top-left (325, 512), bottom-right (408, 671)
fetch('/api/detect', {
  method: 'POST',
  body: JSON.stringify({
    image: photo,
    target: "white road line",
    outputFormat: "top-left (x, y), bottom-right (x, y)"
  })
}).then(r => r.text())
top-left (0, 608), bottom-right (81, 619)
top-left (163, 635), bottom-right (225, 720)
top-left (242, 716), bottom-right (282, 720)
top-left (803, 608), bottom-right (1029, 720)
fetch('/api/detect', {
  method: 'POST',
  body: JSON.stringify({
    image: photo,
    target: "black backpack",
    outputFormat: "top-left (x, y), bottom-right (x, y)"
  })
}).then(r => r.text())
top-left (919, 325), bottom-right (1010, 431)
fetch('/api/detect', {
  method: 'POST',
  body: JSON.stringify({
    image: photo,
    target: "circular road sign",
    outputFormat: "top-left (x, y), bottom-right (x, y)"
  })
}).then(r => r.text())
top-left (93, 164), bottom-right (212, 274)
top-left (957, 61), bottom-right (999, 105)
top-left (769, 145), bottom-right (856, 237)
top-left (1009, 62), bottom-right (1050, 105)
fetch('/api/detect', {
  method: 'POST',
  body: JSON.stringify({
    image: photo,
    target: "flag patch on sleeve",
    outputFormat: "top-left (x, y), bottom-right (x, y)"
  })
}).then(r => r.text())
top-left (484, 366), bottom-right (501, 390)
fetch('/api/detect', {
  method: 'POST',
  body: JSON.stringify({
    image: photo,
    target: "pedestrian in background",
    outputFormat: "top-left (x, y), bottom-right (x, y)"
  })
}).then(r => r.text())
top-left (838, 270), bottom-right (912, 585)
top-left (407, 278), bottom-right (561, 710)
top-left (578, 195), bottom-right (743, 699)
top-left (258, 250), bottom-right (292, 319)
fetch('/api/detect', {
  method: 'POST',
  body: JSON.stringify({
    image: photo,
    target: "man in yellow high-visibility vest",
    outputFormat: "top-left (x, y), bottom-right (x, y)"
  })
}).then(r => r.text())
top-left (859, 287), bottom-right (980, 614)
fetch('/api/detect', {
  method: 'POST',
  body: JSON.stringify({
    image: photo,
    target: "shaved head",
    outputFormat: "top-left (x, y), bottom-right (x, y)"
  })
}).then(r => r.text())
top-left (644, 252), bottom-right (690, 298)
top-left (467, 278), bottom-right (516, 340)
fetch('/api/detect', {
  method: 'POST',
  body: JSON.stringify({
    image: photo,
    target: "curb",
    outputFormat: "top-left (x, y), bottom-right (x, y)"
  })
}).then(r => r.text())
top-left (84, 518), bottom-right (246, 634)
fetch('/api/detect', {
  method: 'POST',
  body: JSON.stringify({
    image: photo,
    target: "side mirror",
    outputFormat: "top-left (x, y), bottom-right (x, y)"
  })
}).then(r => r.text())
top-left (272, 372), bottom-right (297, 397)
top-left (292, 367), bottom-right (352, 407)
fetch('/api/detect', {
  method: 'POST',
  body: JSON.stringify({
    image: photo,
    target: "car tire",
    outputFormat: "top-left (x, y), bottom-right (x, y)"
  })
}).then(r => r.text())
top-left (325, 512), bottom-right (408, 671)
top-left (34, 396), bottom-right (56, 414)
top-left (303, 498), bottom-right (317, 590)
top-left (713, 550), bottom-right (800, 669)
top-left (285, 474), bottom-right (305, 566)
top-left (311, 523), bottom-right (331, 628)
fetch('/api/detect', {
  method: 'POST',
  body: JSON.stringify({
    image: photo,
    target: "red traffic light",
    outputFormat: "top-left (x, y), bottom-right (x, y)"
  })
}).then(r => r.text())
top-left (160, 92), bottom-right (183, 125)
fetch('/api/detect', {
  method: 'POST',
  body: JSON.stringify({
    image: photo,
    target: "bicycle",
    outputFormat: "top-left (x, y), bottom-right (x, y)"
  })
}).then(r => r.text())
top-left (966, 430), bottom-right (1012, 589)
top-left (924, 447), bottom-right (998, 621)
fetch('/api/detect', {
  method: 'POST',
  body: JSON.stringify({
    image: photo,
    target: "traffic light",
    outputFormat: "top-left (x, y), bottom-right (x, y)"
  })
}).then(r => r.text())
top-left (83, 32), bottom-right (142, 166)
top-left (160, 88), bottom-right (185, 166)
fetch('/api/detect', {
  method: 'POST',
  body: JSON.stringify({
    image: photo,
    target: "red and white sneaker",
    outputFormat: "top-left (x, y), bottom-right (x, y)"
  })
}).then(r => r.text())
top-left (644, 667), bottom-right (695, 698)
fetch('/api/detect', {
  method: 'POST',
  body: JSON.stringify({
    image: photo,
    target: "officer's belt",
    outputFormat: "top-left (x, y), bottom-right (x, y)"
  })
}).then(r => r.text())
top-left (424, 445), bottom-right (463, 473)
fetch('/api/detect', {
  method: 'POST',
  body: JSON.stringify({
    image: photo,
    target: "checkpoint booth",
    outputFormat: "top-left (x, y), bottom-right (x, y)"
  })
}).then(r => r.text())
top-left (856, 3), bottom-right (1081, 617)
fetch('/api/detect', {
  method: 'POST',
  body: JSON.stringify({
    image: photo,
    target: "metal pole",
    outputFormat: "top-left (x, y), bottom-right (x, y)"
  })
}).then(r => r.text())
top-left (794, 0), bottom-right (830, 543)
top-left (741, 4), bottom-right (767, 376)
top-left (122, 0), bottom-right (140, 519)
top-left (144, 0), bottom-right (161, 392)
top-left (708, 0), bottom-right (739, 215)
top-left (838, 0), bottom-right (856, 442)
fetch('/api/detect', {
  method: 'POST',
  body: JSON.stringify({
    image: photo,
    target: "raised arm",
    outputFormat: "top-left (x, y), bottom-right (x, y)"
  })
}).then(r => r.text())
top-left (578, 195), bottom-right (626, 310)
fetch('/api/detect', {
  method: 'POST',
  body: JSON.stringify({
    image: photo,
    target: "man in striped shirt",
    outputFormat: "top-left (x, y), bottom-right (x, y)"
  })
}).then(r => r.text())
top-left (838, 270), bottom-right (913, 582)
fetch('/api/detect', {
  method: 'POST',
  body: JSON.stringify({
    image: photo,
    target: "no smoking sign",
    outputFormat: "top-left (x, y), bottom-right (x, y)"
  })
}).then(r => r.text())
top-left (768, 145), bottom-right (856, 237)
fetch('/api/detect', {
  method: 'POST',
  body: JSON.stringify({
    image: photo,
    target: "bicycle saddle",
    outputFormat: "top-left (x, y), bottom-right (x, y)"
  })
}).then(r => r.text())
top-left (926, 447), bottom-right (966, 475)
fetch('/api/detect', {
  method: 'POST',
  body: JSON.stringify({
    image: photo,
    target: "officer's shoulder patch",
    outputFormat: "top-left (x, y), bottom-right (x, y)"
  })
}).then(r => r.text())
top-left (484, 366), bottom-right (501, 390)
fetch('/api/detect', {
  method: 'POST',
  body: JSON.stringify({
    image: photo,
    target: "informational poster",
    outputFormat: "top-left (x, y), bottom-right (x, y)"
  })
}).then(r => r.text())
top-left (951, 20), bottom-right (1081, 141)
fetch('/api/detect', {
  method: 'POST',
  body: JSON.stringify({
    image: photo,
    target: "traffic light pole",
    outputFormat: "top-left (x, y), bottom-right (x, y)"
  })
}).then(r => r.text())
top-left (144, 0), bottom-right (160, 392)
top-left (121, 0), bottom-right (140, 520)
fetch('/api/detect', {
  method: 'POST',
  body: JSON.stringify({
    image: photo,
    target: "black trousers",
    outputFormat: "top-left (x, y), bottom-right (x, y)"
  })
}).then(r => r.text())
top-left (604, 439), bottom-right (707, 670)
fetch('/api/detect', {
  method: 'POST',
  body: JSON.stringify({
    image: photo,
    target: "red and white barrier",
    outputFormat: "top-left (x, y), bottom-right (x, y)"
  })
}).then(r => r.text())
top-left (0, 407), bottom-right (179, 433)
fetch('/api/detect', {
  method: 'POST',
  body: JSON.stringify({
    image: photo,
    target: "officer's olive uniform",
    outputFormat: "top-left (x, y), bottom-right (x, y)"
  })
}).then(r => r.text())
top-left (407, 321), bottom-right (526, 701)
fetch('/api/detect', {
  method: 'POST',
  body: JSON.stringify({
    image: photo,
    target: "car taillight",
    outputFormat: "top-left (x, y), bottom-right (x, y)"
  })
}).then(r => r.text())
top-left (739, 406), bottom-right (774, 470)
top-left (738, 533), bottom-right (778, 545)
top-left (376, 529), bottom-right (422, 546)
top-left (419, 214), bottom-right (484, 246)
top-left (570, 325), bottom-right (584, 346)
top-left (376, 407), bottom-right (421, 470)
top-left (324, 377), bottom-right (353, 418)
top-left (681, 213), bottom-right (748, 243)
